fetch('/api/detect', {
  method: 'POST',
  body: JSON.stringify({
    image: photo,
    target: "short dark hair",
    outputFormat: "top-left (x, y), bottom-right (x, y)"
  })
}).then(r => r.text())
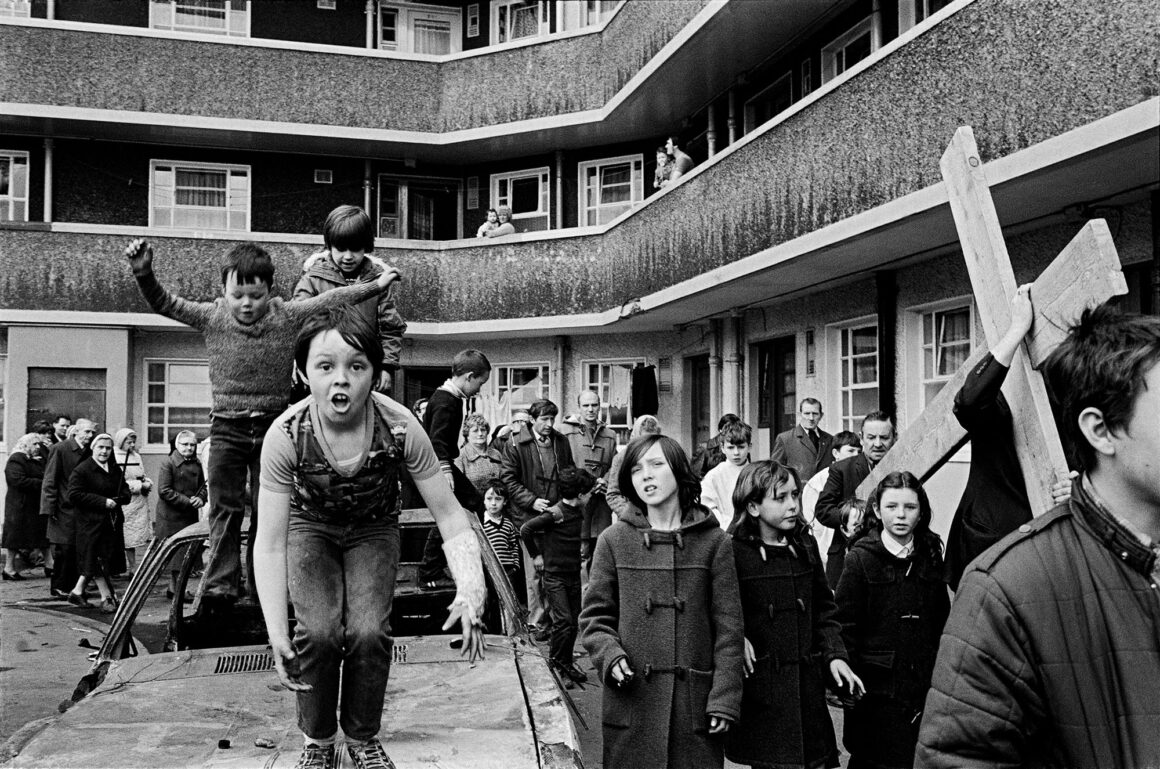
top-left (294, 306), bottom-right (384, 381)
top-left (528, 399), bottom-right (558, 420)
top-left (717, 413), bottom-right (741, 431)
top-left (618, 435), bottom-right (703, 515)
top-left (451, 349), bottom-right (491, 378)
top-left (53, 414), bottom-right (71, 424)
top-left (323, 205), bottom-right (375, 254)
top-left (220, 242), bottom-right (275, 288)
top-left (719, 420), bottom-right (753, 446)
top-left (483, 478), bottom-right (508, 502)
top-left (31, 420), bottom-right (53, 435)
top-left (557, 467), bottom-right (596, 499)
top-left (831, 430), bottom-right (862, 452)
top-left (1044, 303), bottom-right (1160, 471)
top-left (656, 145), bottom-right (669, 156)
top-left (799, 397), bottom-right (823, 413)
top-left (861, 410), bottom-right (895, 433)
top-left (411, 398), bottom-right (428, 417)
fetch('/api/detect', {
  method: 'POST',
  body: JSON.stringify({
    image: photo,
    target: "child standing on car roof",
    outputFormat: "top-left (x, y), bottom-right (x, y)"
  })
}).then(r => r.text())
top-left (253, 306), bottom-right (487, 769)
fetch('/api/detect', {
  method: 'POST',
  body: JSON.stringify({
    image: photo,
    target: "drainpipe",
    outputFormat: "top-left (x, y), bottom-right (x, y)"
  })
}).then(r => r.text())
top-left (363, 160), bottom-right (372, 217)
top-left (722, 311), bottom-right (743, 418)
top-left (42, 138), bottom-right (53, 223)
top-left (727, 88), bottom-right (737, 145)
top-left (871, 0), bottom-right (883, 51)
top-left (365, 0), bottom-right (375, 49)
top-left (552, 336), bottom-right (567, 408)
top-left (708, 319), bottom-right (722, 433)
top-left (555, 150), bottom-right (564, 230)
top-left (706, 104), bottom-right (717, 157)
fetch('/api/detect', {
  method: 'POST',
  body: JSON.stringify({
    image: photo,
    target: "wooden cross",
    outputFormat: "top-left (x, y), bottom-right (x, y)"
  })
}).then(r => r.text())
top-left (857, 126), bottom-right (1128, 515)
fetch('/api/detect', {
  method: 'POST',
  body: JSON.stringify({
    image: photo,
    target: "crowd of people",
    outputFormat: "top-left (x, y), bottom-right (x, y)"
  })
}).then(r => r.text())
top-left (2, 199), bottom-right (1156, 769)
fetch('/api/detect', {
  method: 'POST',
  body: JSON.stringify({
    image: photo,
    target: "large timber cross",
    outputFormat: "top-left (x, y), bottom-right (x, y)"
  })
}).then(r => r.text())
top-left (856, 126), bottom-right (1128, 513)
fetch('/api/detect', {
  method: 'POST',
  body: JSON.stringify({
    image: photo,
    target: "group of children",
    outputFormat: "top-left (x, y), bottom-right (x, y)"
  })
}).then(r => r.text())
top-left (580, 418), bottom-right (949, 769)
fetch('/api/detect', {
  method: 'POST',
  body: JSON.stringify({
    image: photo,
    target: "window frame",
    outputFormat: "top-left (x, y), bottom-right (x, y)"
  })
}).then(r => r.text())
top-left (378, 2), bottom-right (463, 54)
top-left (149, 0), bottom-right (251, 38)
top-left (0, 352), bottom-right (7, 450)
top-left (144, 359), bottom-right (212, 449)
top-left (834, 318), bottom-right (879, 433)
top-left (577, 154), bottom-right (644, 227)
top-left (743, 71), bottom-right (793, 135)
top-left (0, 150), bottom-right (30, 223)
top-left (899, 0), bottom-right (953, 33)
top-left (481, 362), bottom-right (551, 426)
top-left (490, 166), bottom-right (551, 229)
top-left (149, 159), bottom-right (251, 232)
top-left (821, 16), bottom-right (874, 84)
top-left (919, 302), bottom-right (975, 408)
top-left (0, 1), bottom-right (31, 18)
top-left (582, 358), bottom-right (645, 441)
top-left (491, 0), bottom-right (550, 45)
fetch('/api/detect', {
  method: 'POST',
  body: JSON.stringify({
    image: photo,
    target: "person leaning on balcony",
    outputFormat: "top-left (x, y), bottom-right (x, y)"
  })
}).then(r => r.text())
top-left (666, 135), bottom-right (694, 182)
top-left (476, 207), bottom-right (500, 237)
top-left (653, 146), bottom-right (673, 190)
top-left (485, 205), bottom-right (517, 238)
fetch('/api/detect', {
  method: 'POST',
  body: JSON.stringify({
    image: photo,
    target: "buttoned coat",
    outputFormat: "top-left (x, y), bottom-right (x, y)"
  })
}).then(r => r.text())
top-left (155, 450), bottom-right (207, 542)
top-left (580, 505), bottom-right (744, 769)
top-left (500, 428), bottom-right (575, 526)
top-left (40, 438), bottom-right (89, 545)
top-left (771, 424), bottom-right (834, 480)
top-left (559, 417), bottom-right (618, 539)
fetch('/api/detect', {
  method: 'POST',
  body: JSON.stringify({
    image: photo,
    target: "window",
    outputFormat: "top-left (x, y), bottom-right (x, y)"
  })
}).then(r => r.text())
top-left (921, 306), bottom-right (973, 405)
top-left (801, 59), bottom-right (813, 98)
top-left (744, 73), bottom-right (793, 134)
top-left (379, 5), bottom-right (461, 55)
top-left (578, 155), bottom-right (643, 226)
top-left (581, 0), bottom-right (616, 26)
top-left (0, 151), bottom-right (29, 222)
top-left (146, 361), bottom-right (211, 446)
top-left (838, 323), bottom-right (878, 432)
top-left (150, 0), bottom-right (249, 37)
top-left (585, 360), bottom-right (642, 441)
top-left (491, 167), bottom-right (550, 231)
top-left (0, 355), bottom-right (6, 444)
top-left (756, 337), bottom-right (795, 431)
top-left (27, 368), bottom-right (107, 437)
top-left (151, 161), bottom-right (250, 231)
top-left (899, 0), bottom-right (953, 32)
top-left (822, 17), bottom-right (873, 83)
top-left (0, 1), bottom-right (31, 17)
top-left (493, 0), bottom-right (548, 44)
top-left (485, 363), bottom-right (550, 423)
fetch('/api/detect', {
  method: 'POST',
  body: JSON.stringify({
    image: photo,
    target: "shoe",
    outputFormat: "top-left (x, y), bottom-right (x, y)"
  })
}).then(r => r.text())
top-left (562, 662), bottom-right (589, 684)
top-left (532, 626), bottom-right (551, 644)
top-left (2, 571), bottom-right (25, 581)
top-left (346, 739), bottom-right (396, 769)
top-left (50, 588), bottom-right (68, 599)
top-left (294, 743), bottom-right (336, 769)
top-left (99, 598), bottom-right (117, 614)
top-left (66, 592), bottom-right (93, 609)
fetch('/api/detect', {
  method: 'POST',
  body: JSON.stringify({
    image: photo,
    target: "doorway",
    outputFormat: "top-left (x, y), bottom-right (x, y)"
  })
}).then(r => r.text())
top-left (688, 354), bottom-right (711, 450)
top-left (378, 176), bottom-right (462, 240)
top-left (26, 368), bottom-right (107, 432)
top-left (757, 336), bottom-right (796, 441)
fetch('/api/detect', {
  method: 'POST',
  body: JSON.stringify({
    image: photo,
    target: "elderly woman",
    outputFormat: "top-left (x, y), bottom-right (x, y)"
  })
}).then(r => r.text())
top-left (605, 414), bottom-right (662, 519)
top-left (66, 433), bottom-right (130, 612)
top-left (456, 413), bottom-right (503, 495)
top-left (3, 433), bottom-right (50, 580)
top-left (114, 428), bottom-right (153, 575)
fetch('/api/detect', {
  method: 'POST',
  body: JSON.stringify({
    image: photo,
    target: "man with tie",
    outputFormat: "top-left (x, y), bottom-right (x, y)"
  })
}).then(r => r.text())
top-left (771, 398), bottom-right (834, 481)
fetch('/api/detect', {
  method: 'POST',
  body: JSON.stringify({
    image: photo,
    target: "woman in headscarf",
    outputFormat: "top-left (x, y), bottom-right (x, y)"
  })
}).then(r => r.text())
top-left (66, 433), bottom-right (129, 612)
top-left (114, 428), bottom-right (153, 575)
top-left (3, 433), bottom-right (50, 580)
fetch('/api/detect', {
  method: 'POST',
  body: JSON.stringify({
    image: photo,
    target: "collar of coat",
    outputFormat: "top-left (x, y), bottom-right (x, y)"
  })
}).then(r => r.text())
top-left (618, 502), bottom-right (719, 535)
top-left (559, 417), bottom-right (616, 441)
top-left (301, 250), bottom-right (389, 283)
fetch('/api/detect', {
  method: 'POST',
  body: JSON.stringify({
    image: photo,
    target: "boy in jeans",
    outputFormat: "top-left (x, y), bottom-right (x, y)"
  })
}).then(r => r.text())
top-left (521, 466), bottom-right (595, 687)
top-left (125, 238), bottom-right (397, 606)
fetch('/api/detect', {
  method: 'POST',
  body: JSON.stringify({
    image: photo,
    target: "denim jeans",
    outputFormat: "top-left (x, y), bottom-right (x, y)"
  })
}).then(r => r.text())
top-left (203, 414), bottom-right (275, 600)
top-left (541, 572), bottom-right (581, 667)
top-left (287, 515), bottom-right (401, 741)
top-left (521, 542), bottom-right (546, 627)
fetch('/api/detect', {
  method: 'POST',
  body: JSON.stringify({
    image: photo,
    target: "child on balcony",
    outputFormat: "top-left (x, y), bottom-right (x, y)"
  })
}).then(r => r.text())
top-left (124, 238), bottom-right (397, 608)
top-left (254, 306), bottom-right (486, 769)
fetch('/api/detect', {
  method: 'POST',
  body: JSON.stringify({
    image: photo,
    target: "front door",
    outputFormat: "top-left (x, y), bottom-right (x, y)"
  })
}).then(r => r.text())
top-left (757, 336), bottom-right (796, 442)
top-left (689, 354), bottom-right (711, 450)
top-left (27, 368), bottom-right (106, 433)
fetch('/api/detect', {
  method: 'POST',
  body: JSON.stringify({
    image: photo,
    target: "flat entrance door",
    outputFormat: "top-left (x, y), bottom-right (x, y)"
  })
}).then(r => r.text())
top-left (27, 368), bottom-right (106, 432)
top-left (688, 354), bottom-right (711, 450)
top-left (378, 176), bottom-right (462, 240)
top-left (757, 336), bottom-right (796, 441)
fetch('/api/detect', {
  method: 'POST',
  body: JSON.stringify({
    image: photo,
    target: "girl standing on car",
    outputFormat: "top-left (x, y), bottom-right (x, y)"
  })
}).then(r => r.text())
top-left (253, 307), bottom-right (487, 769)
top-left (580, 434), bottom-right (745, 769)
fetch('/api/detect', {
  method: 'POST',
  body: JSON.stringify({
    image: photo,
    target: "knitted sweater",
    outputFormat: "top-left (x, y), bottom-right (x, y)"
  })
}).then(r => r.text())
top-left (135, 269), bottom-right (381, 414)
top-left (520, 500), bottom-right (583, 574)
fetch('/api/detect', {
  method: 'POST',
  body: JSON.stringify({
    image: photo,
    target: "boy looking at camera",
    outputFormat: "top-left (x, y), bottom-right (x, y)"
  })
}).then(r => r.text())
top-left (700, 420), bottom-right (754, 530)
top-left (125, 238), bottom-right (398, 606)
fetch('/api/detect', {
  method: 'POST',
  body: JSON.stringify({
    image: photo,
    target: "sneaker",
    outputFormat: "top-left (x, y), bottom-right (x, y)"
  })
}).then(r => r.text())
top-left (346, 739), bottom-right (396, 769)
top-left (294, 743), bottom-right (336, 769)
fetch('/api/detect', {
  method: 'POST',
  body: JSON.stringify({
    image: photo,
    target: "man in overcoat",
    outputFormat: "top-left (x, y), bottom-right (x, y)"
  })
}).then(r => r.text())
top-left (40, 418), bottom-right (96, 598)
top-left (771, 397), bottom-right (834, 480)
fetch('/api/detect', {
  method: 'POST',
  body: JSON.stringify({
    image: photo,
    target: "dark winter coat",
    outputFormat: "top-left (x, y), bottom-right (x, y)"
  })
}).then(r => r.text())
top-left (155, 451), bottom-right (207, 542)
top-left (293, 251), bottom-right (407, 371)
top-left (726, 530), bottom-right (847, 769)
top-left (834, 529), bottom-right (949, 768)
top-left (580, 505), bottom-right (744, 769)
top-left (559, 416), bottom-right (618, 540)
top-left (500, 428), bottom-right (575, 526)
top-left (67, 457), bottom-right (130, 577)
top-left (916, 479), bottom-right (1160, 768)
top-left (771, 424), bottom-right (835, 481)
top-left (3, 451), bottom-right (47, 549)
top-left (815, 452), bottom-right (872, 587)
top-left (40, 438), bottom-right (90, 545)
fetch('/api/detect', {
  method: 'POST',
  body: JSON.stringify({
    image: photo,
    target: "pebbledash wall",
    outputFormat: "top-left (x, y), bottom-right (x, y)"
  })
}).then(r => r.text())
top-left (1, 0), bottom-right (1156, 321)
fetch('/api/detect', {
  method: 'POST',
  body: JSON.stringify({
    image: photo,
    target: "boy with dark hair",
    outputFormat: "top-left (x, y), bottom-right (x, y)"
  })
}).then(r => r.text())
top-left (417, 348), bottom-right (492, 589)
top-left (521, 466), bottom-right (595, 687)
top-left (255, 306), bottom-right (485, 769)
top-left (294, 205), bottom-right (407, 393)
top-left (691, 412), bottom-right (742, 477)
top-left (802, 429), bottom-right (862, 568)
top-left (918, 303), bottom-right (1160, 768)
top-left (700, 419), bottom-right (753, 530)
top-left (125, 238), bottom-right (398, 606)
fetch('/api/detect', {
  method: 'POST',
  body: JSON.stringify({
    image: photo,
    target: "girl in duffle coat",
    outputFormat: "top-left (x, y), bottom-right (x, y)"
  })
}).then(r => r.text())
top-left (580, 434), bottom-right (744, 769)
top-left (834, 471), bottom-right (949, 769)
top-left (726, 461), bottom-right (864, 769)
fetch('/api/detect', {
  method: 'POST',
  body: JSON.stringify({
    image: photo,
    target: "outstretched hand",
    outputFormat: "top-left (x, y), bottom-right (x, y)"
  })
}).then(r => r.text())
top-left (270, 636), bottom-right (312, 692)
top-left (443, 601), bottom-right (486, 663)
top-left (124, 238), bottom-right (154, 275)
